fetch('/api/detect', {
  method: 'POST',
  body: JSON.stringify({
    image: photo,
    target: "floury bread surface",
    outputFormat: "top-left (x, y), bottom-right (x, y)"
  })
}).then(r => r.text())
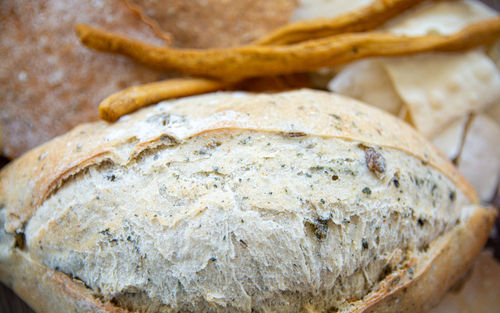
top-left (0, 90), bottom-right (495, 312)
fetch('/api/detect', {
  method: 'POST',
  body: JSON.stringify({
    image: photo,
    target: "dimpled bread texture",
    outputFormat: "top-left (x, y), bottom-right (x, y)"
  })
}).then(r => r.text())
top-left (0, 90), bottom-right (480, 312)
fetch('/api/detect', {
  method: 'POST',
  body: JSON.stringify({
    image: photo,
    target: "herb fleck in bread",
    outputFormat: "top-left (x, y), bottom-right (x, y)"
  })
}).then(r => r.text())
top-left (0, 90), bottom-right (494, 312)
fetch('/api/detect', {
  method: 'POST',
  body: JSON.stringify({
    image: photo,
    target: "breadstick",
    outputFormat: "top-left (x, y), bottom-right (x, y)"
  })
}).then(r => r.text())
top-left (99, 78), bottom-right (227, 122)
top-left (76, 18), bottom-right (500, 82)
top-left (255, 0), bottom-right (425, 45)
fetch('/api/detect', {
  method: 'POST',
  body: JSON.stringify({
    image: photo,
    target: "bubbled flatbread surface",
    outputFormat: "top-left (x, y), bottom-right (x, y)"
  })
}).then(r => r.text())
top-left (0, 0), bottom-right (297, 159)
top-left (0, 0), bottom-right (168, 158)
top-left (129, 0), bottom-right (297, 48)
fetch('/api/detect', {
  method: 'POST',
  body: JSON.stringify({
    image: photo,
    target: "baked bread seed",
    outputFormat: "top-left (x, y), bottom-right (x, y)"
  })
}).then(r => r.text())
top-left (0, 90), bottom-right (494, 312)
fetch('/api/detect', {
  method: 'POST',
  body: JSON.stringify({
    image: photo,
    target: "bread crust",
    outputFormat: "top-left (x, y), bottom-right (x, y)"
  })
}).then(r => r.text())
top-left (0, 90), bottom-right (476, 232)
top-left (0, 206), bottom-right (494, 313)
top-left (354, 205), bottom-right (496, 313)
top-left (0, 251), bottom-right (126, 313)
top-left (0, 0), bottom-right (168, 159)
top-left (0, 89), bottom-right (487, 312)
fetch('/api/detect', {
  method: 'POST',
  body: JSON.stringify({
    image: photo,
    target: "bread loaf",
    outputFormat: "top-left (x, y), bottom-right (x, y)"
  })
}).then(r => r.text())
top-left (0, 90), bottom-right (494, 312)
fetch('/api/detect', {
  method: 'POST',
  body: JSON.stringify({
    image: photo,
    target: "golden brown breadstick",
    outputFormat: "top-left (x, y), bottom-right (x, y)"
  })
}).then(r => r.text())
top-left (99, 78), bottom-right (227, 122)
top-left (99, 73), bottom-right (312, 122)
top-left (76, 18), bottom-right (500, 82)
top-left (255, 0), bottom-right (425, 45)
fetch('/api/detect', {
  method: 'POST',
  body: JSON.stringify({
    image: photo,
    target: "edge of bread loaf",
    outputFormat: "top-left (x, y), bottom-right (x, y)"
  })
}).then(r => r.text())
top-left (352, 205), bottom-right (496, 313)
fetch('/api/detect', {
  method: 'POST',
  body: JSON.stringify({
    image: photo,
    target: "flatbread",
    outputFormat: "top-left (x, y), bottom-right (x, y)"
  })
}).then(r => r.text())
top-left (486, 101), bottom-right (500, 125)
top-left (432, 116), bottom-right (468, 161)
top-left (384, 50), bottom-right (500, 138)
top-left (383, 0), bottom-right (496, 35)
top-left (488, 39), bottom-right (500, 70)
top-left (0, 0), bottom-right (169, 159)
top-left (328, 59), bottom-right (403, 115)
top-left (457, 115), bottom-right (500, 202)
top-left (291, 0), bottom-right (370, 21)
top-left (327, 0), bottom-right (500, 138)
top-left (0, 0), bottom-right (297, 159)
top-left (129, 0), bottom-right (297, 48)
top-left (381, 0), bottom-right (500, 138)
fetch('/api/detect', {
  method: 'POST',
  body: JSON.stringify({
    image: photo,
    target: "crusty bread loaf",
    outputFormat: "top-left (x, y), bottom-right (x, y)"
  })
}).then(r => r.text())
top-left (0, 90), bottom-right (495, 312)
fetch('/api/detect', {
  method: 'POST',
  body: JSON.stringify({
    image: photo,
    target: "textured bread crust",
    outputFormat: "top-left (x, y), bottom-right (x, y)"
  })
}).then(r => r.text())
top-left (0, 0), bottom-right (168, 158)
top-left (0, 250), bottom-right (123, 313)
top-left (0, 90), bottom-right (491, 312)
top-left (353, 206), bottom-right (495, 313)
top-left (0, 90), bottom-right (476, 232)
top-left (0, 204), bottom-right (494, 313)
top-left (129, 0), bottom-right (297, 49)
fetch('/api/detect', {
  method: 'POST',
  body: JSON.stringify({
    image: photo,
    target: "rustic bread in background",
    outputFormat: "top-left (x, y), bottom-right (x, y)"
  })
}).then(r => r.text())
top-left (128, 0), bottom-right (298, 48)
top-left (0, 90), bottom-right (494, 312)
top-left (0, 0), bottom-right (166, 159)
top-left (0, 0), bottom-right (297, 159)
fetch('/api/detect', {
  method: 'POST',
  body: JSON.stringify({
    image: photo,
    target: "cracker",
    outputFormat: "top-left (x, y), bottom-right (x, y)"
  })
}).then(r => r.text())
top-left (432, 116), bottom-right (468, 161)
top-left (457, 115), bottom-right (500, 201)
top-left (291, 0), bottom-right (370, 21)
top-left (384, 50), bottom-right (500, 137)
top-left (328, 59), bottom-right (403, 115)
